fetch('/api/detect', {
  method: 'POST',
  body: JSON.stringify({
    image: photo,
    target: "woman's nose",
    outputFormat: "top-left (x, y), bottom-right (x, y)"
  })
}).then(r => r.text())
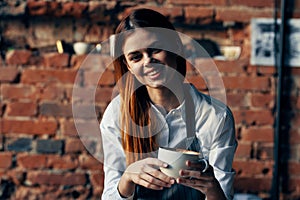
top-left (143, 53), bottom-right (152, 66)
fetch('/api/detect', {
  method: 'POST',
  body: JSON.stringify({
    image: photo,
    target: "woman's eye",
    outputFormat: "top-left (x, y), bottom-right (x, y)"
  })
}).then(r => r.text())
top-left (129, 54), bottom-right (142, 62)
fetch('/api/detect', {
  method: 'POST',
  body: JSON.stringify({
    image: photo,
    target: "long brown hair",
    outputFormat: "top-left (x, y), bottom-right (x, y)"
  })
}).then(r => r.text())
top-left (113, 8), bottom-right (187, 165)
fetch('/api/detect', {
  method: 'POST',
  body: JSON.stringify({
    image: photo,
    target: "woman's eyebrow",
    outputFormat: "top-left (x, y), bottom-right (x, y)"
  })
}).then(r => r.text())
top-left (125, 41), bottom-right (164, 56)
top-left (126, 51), bottom-right (140, 57)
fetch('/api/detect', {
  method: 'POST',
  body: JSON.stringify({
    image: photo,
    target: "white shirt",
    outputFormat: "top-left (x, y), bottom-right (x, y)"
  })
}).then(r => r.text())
top-left (100, 84), bottom-right (237, 200)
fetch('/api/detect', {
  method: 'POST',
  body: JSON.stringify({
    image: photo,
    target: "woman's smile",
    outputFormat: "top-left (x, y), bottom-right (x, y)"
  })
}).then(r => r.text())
top-left (145, 67), bottom-right (163, 79)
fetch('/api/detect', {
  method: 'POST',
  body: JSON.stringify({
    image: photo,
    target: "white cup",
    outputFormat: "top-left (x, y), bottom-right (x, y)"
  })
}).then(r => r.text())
top-left (73, 42), bottom-right (91, 55)
top-left (158, 147), bottom-right (208, 178)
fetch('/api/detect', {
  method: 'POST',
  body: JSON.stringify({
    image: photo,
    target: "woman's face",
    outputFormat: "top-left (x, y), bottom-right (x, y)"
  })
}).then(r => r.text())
top-left (123, 29), bottom-right (178, 89)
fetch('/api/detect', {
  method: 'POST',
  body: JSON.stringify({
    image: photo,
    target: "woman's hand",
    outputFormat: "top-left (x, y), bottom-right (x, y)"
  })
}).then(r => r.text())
top-left (176, 160), bottom-right (226, 200)
top-left (118, 157), bottom-right (175, 198)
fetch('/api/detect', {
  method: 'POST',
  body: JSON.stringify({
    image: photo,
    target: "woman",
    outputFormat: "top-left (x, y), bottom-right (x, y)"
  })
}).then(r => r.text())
top-left (100, 8), bottom-right (237, 200)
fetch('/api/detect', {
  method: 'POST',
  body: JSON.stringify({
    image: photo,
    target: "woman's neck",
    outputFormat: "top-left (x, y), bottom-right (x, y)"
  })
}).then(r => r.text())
top-left (146, 83), bottom-right (184, 112)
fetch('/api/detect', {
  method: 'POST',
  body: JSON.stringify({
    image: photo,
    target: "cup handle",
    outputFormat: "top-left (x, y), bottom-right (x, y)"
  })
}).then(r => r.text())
top-left (199, 159), bottom-right (209, 173)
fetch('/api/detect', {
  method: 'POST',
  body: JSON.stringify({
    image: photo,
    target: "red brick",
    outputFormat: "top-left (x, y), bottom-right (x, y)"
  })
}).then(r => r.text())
top-left (1, 85), bottom-right (65, 101)
top-left (60, 119), bottom-right (102, 139)
top-left (0, 135), bottom-right (3, 149)
top-left (251, 93), bottom-right (275, 108)
top-left (70, 54), bottom-right (88, 69)
top-left (256, 143), bottom-right (273, 160)
top-left (37, 86), bottom-right (65, 101)
top-left (233, 109), bottom-right (274, 125)
top-left (292, 113), bottom-right (300, 127)
top-left (2, 119), bottom-right (57, 135)
top-left (0, 66), bottom-right (19, 82)
top-left (233, 160), bottom-right (273, 177)
top-left (65, 138), bottom-right (86, 153)
top-left (235, 143), bottom-right (251, 159)
top-left (47, 155), bottom-right (78, 170)
top-left (5, 50), bottom-right (32, 65)
top-left (289, 178), bottom-right (300, 195)
top-left (27, 171), bottom-right (86, 186)
top-left (1, 85), bottom-right (35, 100)
top-left (43, 53), bottom-right (70, 68)
top-left (27, 1), bottom-right (50, 15)
top-left (0, 169), bottom-right (5, 177)
top-left (0, 152), bottom-right (13, 169)
top-left (86, 24), bottom-right (113, 43)
top-left (74, 120), bottom-right (101, 139)
top-left (95, 87), bottom-right (115, 103)
top-left (72, 54), bottom-right (112, 71)
top-left (60, 119), bottom-right (78, 137)
top-left (288, 161), bottom-right (300, 176)
top-left (40, 102), bottom-right (72, 118)
top-left (79, 154), bottom-right (102, 170)
top-left (290, 130), bottom-right (300, 145)
top-left (214, 59), bottom-right (248, 74)
top-left (72, 104), bottom-right (101, 119)
top-left (6, 102), bottom-right (37, 117)
top-left (194, 58), bottom-right (219, 75)
top-left (21, 69), bottom-right (77, 84)
top-left (123, 6), bottom-right (183, 20)
top-left (291, 67), bottom-right (300, 76)
top-left (27, 1), bottom-right (62, 16)
top-left (184, 7), bottom-right (214, 19)
top-left (90, 170), bottom-right (104, 187)
top-left (297, 96), bottom-right (300, 109)
top-left (234, 177), bottom-right (272, 192)
top-left (90, 170), bottom-right (104, 196)
top-left (229, 0), bottom-right (274, 7)
top-left (257, 66), bottom-right (276, 75)
top-left (17, 154), bottom-right (47, 169)
top-left (0, 103), bottom-right (3, 118)
top-left (241, 127), bottom-right (274, 142)
top-left (246, 65), bottom-right (258, 74)
top-left (226, 93), bottom-right (249, 108)
top-left (216, 7), bottom-right (273, 23)
top-left (6, 169), bottom-right (25, 185)
top-left (62, 2), bottom-right (88, 18)
top-left (14, 185), bottom-right (57, 199)
top-left (220, 76), bottom-right (270, 91)
top-left (290, 146), bottom-right (300, 162)
top-left (84, 69), bottom-right (115, 86)
top-left (88, 1), bottom-right (109, 20)
top-left (167, 0), bottom-right (227, 6)
top-left (186, 75), bottom-right (207, 90)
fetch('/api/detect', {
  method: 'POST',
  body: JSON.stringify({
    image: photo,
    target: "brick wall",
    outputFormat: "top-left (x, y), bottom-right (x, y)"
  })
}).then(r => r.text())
top-left (1, 0), bottom-right (300, 199)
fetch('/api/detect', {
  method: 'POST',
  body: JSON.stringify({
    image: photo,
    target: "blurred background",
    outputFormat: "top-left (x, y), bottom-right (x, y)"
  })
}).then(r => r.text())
top-left (0, 0), bottom-right (300, 199)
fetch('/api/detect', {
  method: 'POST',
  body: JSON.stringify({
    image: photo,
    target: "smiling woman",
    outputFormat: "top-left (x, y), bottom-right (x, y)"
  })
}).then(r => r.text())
top-left (100, 8), bottom-right (237, 200)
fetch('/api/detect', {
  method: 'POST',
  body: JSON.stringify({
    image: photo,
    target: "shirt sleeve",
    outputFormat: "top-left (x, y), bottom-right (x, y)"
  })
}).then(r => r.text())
top-left (100, 96), bottom-right (134, 200)
top-left (208, 108), bottom-right (237, 200)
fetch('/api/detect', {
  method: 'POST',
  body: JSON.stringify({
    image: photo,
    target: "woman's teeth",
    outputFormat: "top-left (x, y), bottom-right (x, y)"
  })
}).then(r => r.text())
top-left (148, 70), bottom-right (159, 75)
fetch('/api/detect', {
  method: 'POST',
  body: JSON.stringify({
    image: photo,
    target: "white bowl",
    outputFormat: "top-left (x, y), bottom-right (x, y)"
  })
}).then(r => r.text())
top-left (73, 42), bottom-right (91, 55)
top-left (220, 46), bottom-right (241, 60)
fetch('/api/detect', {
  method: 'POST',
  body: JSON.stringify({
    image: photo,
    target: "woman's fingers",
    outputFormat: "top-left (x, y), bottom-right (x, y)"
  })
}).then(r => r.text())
top-left (135, 178), bottom-right (164, 190)
top-left (179, 169), bottom-right (213, 180)
top-left (126, 157), bottom-right (175, 190)
top-left (142, 164), bottom-right (174, 186)
top-left (145, 157), bottom-right (168, 168)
